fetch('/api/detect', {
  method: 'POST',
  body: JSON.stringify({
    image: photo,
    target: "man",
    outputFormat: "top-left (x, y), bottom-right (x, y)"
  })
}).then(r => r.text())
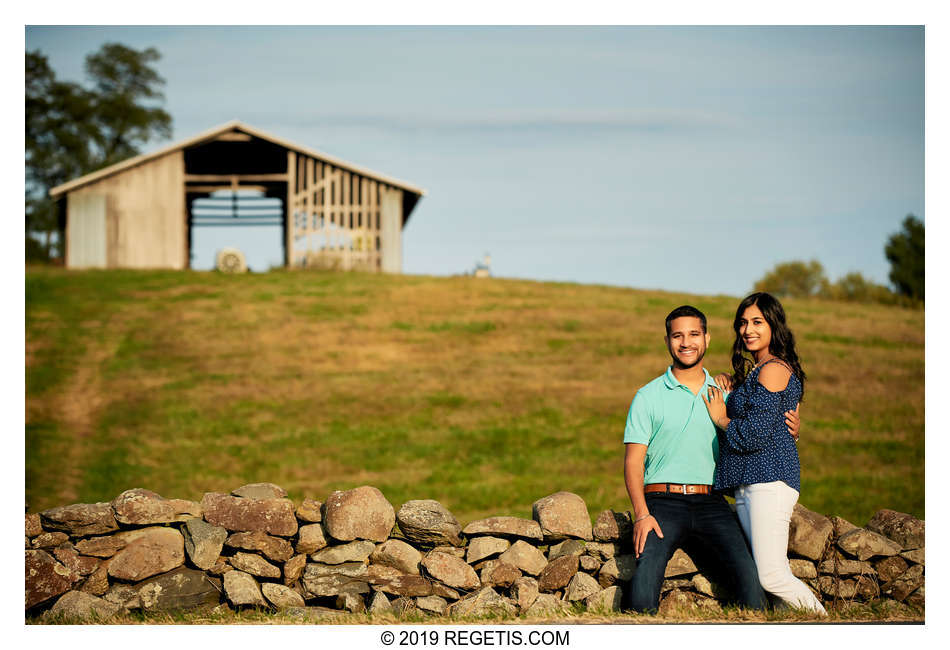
top-left (622, 305), bottom-right (800, 612)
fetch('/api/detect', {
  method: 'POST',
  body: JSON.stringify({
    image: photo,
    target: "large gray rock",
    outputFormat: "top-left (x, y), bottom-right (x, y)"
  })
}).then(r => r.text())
top-left (200, 493), bottom-right (298, 537)
top-left (416, 595), bottom-right (448, 615)
top-left (478, 560), bottom-right (522, 588)
top-left (525, 592), bottom-right (569, 616)
top-left (584, 541), bottom-right (620, 561)
top-left (881, 564), bottom-right (925, 602)
top-left (874, 555), bottom-right (910, 582)
top-left (497, 540), bottom-right (548, 576)
top-left (182, 518), bottom-right (228, 570)
top-left (25, 550), bottom-right (78, 610)
top-left (231, 482), bottom-right (287, 500)
top-left (111, 488), bottom-right (202, 525)
top-left (47, 591), bottom-right (121, 621)
top-left (598, 555), bottom-right (636, 587)
top-left (593, 509), bottom-right (633, 543)
top-left (538, 554), bottom-right (578, 592)
top-left (79, 558), bottom-right (112, 596)
top-left (52, 544), bottom-right (99, 576)
top-left (295, 524), bottom-right (328, 555)
top-left (301, 574), bottom-right (370, 598)
top-left (422, 551), bottom-right (480, 590)
top-left (838, 528), bottom-right (903, 561)
top-left (229, 552), bottom-right (281, 578)
top-left (134, 566), bottom-right (221, 611)
top-left (818, 554), bottom-right (876, 577)
top-left (226, 530), bottom-right (294, 562)
top-left (462, 517), bottom-right (543, 542)
top-left (512, 576), bottom-right (539, 611)
top-left (788, 504), bottom-right (833, 560)
top-left (371, 539), bottom-right (423, 575)
top-left (579, 554), bottom-right (600, 573)
top-left (304, 561), bottom-right (368, 580)
top-left (664, 548), bottom-right (698, 577)
top-left (336, 591), bottom-right (367, 613)
top-left (585, 585), bottom-right (622, 612)
top-left (296, 498), bottom-right (323, 523)
top-left (40, 502), bottom-right (118, 536)
top-left (30, 532), bottom-right (69, 549)
top-left (866, 509), bottom-right (925, 551)
top-left (467, 536), bottom-right (510, 564)
top-left (789, 559), bottom-right (818, 579)
top-left (830, 515), bottom-right (860, 538)
top-left (75, 535), bottom-right (126, 558)
top-left (450, 586), bottom-right (517, 617)
top-left (25, 513), bottom-right (43, 538)
top-left (396, 499), bottom-right (463, 547)
top-left (368, 591), bottom-right (393, 614)
top-left (565, 571), bottom-right (600, 601)
top-left (103, 584), bottom-right (142, 610)
top-left (369, 573), bottom-right (433, 597)
top-left (310, 540), bottom-right (376, 564)
top-left (262, 582), bottom-right (306, 609)
top-left (283, 554), bottom-right (307, 586)
top-left (108, 527), bottom-right (185, 582)
top-left (547, 539), bottom-right (586, 560)
top-left (223, 570), bottom-right (267, 607)
top-left (323, 486), bottom-right (395, 542)
top-left (532, 491), bottom-right (592, 541)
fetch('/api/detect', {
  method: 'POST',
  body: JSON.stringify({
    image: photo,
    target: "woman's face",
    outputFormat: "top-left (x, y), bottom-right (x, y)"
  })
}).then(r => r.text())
top-left (739, 303), bottom-right (772, 354)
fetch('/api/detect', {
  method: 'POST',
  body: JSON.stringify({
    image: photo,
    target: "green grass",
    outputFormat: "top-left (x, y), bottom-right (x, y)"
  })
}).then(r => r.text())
top-left (25, 267), bottom-right (924, 526)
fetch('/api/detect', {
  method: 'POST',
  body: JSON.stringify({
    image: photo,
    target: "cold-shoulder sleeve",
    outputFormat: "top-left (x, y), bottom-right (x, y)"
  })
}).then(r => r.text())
top-left (721, 382), bottom-right (788, 453)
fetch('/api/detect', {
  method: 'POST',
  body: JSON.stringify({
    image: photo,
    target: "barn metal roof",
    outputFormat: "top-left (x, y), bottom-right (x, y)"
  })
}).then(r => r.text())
top-left (49, 119), bottom-right (427, 198)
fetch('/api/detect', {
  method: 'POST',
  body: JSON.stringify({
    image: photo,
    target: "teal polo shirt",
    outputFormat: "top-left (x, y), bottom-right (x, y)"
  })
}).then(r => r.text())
top-left (623, 366), bottom-right (720, 485)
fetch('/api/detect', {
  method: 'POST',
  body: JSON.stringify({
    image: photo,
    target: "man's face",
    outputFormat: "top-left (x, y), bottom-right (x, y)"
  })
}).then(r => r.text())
top-left (664, 316), bottom-right (709, 370)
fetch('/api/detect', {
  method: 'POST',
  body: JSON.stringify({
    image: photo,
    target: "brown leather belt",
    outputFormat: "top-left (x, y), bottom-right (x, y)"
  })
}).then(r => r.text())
top-left (644, 483), bottom-right (712, 495)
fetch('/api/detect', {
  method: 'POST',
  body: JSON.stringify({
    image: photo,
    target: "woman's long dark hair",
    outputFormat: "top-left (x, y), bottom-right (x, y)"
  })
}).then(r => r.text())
top-left (731, 292), bottom-right (806, 398)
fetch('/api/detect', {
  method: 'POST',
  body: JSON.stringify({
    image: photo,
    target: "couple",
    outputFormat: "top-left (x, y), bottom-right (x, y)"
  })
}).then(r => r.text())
top-left (622, 292), bottom-right (826, 615)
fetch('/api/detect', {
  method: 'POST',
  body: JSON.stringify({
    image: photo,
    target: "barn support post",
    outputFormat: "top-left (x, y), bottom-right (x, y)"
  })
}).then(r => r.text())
top-left (285, 151), bottom-right (296, 267)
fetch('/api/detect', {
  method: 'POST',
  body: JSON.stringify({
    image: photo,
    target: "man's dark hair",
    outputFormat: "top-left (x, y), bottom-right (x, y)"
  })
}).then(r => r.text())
top-left (665, 305), bottom-right (707, 335)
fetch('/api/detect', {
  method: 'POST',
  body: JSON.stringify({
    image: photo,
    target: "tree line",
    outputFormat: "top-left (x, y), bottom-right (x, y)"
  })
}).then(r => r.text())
top-left (26, 43), bottom-right (172, 261)
top-left (753, 215), bottom-right (924, 305)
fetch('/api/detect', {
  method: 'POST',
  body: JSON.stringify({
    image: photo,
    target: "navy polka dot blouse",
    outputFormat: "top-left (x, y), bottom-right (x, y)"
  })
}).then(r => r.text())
top-left (713, 360), bottom-right (802, 493)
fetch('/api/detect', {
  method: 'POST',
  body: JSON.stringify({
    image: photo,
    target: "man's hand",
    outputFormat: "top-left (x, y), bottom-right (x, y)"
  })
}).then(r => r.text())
top-left (714, 373), bottom-right (733, 393)
top-left (785, 403), bottom-right (801, 441)
top-left (633, 514), bottom-right (663, 558)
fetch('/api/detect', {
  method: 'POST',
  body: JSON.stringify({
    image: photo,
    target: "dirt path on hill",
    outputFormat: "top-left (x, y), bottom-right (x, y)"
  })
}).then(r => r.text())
top-left (47, 334), bottom-right (120, 505)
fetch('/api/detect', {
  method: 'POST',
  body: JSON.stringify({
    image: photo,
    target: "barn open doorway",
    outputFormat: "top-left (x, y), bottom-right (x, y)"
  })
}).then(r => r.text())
top-left (188, 189), bottom-right (284, 271)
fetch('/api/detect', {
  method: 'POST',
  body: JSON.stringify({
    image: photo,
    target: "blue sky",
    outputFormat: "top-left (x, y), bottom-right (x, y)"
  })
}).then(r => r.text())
top-left (25, 25), bottom-right (924, 296)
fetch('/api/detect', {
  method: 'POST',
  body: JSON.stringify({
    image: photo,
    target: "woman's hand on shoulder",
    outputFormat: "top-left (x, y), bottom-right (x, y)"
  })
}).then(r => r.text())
top-left (758, 361), bottom-right (792, 392)
top-left (714, 373), bottom-right (733, 393)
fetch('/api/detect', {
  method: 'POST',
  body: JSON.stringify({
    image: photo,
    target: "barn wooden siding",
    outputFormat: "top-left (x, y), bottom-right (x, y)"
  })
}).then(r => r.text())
top-left (67, 151), bottom-right (187, 269)
top-left (286, 151), bottom-right (403, 273)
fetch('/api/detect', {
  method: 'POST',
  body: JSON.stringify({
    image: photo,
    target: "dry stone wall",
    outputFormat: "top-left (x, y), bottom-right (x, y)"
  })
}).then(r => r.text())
top-left (25, 485), bottom-right (925, 621)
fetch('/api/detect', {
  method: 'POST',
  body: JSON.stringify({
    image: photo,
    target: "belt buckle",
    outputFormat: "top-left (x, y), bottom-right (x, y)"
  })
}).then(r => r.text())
top-left (682, 484), bottom-right (689, 494)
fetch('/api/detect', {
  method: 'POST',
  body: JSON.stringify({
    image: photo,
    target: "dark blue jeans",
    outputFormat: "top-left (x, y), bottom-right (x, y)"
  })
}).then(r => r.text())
top-left (626, 492), bottom-right (767, 612)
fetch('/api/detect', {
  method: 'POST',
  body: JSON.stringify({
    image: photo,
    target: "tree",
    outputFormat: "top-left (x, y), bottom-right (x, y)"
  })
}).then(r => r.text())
top-left (884, 215), bottom-right (924, 302)
top-left (25, 43), bottom-right (172, 261)
top-left (753, 260), bottom-right (830, 298)
top-left (83, 43), bottom-right (172, 167)
top-left (827, 271), bottom-right (896, 304)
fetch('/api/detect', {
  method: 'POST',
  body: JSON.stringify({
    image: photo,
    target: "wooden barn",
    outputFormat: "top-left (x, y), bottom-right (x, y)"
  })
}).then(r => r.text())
top-left (49, 120), bottom-right (425, 272)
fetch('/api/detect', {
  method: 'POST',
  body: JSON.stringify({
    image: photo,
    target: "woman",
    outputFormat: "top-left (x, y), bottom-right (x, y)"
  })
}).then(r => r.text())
top-left (702, 292), bottom-right (827, 615)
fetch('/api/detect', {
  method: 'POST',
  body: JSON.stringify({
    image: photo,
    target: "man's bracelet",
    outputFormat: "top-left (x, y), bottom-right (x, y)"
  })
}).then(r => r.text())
top-left (634, 514), bottom-right (651, 523)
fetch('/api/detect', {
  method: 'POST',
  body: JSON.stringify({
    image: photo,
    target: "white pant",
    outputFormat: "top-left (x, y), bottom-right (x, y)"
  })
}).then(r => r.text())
top-left (734, 481), bottom-right (827, 615)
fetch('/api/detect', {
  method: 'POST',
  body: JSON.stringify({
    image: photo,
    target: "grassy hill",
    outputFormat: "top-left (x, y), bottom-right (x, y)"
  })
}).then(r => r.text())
top-left (25, 268), bottom-right (924, 526)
